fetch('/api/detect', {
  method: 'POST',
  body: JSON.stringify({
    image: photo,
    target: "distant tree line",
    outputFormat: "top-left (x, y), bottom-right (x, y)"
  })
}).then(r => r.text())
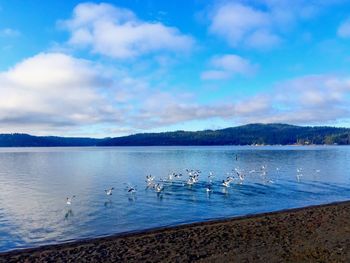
top-left (98, 123), bottom-right (350, 146)
top-left (0, 124), bottom-right (350, 147)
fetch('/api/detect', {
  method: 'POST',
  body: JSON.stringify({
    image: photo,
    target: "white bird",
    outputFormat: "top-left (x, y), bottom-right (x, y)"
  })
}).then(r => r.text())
top-left (66, 195), bottom-right (76, 205)
top-left (145, 175), bottom-right (156, 188)
top-left (146, 175), bottom-right (154, 183)
top-left (226, 176), bottom-right (234, 182)
top-left (206, 184), bottom-right (213, 192)
top-left (186, 169), bottom-right (200, 185)
top-left (167, 173), bottom-right (174, 181)
top-left (187, 177), bottom-right (195, 185)
top-left (235, 169), bottom-right (245, 183)
top-left (105, 187), bottom-right (114, 196)
top-left (222, 179), bottom-right (231, 187)
top-left (155, 183), bottom-right (164, 193)
top-left (126, 185), bottom-right (137, 193)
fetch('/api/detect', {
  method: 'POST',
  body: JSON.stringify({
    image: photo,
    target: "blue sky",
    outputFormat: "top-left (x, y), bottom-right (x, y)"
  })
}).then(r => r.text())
top-left (1, 0), bottom-right (350, 137)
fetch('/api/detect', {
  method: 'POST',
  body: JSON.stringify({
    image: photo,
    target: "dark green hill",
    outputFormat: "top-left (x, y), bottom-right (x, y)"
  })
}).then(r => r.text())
top-left (0, 124), bottom-right (350, 147)
top-left (98, 123), bottom-right (350, 146)
top-left (0, 134), bottom-right (101, 147)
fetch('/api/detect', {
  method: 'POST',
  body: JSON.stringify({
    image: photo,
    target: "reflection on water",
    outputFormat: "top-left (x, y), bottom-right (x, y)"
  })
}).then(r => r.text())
top-left (64, 209), bottom-right (74, 220)
top-left (128, 195), bottom-right (137, 202)
top-left (0, 146), bottom-right (350, 252)
top-left (104, 200), bottom-right (113, 208)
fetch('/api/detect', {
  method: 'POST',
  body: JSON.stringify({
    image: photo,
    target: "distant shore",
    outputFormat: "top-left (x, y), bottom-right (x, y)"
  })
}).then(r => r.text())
top-left (1, 123), bottom-right (350, 147)
top-left (1, 201), bottom-right (350, 262)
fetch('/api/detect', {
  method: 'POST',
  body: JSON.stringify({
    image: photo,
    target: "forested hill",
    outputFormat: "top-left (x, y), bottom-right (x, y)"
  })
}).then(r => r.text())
top-left (98, 124), bottom-right (350, 146)
top-left (1, 124), bottom-right (350, 147)
top-left (0, 134), bottom-right (101, 147)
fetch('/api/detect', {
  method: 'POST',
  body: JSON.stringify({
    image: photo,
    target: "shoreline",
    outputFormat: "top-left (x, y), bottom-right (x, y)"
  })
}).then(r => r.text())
top-left (1, 201), bottom-right (350, 262)
top-left (0, 144), bottom-right (347, 148)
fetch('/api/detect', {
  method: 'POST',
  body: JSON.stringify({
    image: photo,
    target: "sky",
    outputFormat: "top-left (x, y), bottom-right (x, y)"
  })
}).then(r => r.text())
top-left (1, 0), bottom-right (350, 137)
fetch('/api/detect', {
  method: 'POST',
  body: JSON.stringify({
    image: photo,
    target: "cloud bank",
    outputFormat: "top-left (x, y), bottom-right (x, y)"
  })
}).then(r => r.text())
top-left (1, 52), bottom-right (349, 135)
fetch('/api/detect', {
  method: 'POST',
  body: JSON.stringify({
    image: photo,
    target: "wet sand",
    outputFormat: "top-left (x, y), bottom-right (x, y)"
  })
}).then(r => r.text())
top-left (1, 201), bottom-right (350, 262)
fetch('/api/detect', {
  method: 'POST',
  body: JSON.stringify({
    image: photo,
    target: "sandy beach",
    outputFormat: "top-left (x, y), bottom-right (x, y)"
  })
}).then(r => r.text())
top-left (1, 201), bottom-right (349, 262)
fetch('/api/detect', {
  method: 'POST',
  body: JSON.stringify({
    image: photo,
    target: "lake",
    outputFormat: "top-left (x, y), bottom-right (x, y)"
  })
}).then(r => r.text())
top-left (0, 146), bottom-right (349, 252)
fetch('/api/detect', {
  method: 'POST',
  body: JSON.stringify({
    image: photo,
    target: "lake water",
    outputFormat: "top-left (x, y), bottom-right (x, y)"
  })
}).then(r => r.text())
top-left (0, 146), bottom-right (350, 252)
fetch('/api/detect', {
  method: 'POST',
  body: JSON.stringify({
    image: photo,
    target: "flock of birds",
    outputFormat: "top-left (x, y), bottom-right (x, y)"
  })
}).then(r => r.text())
top-left (65, 158), bottom-right (321, 206)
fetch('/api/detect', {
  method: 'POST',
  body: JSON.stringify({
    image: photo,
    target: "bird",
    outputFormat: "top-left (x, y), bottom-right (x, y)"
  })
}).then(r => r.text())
top-left (186, 169), bottom-right (200, 185)
top-left (145, 175), bottom-right (156, 188)
top-left (234, 168), bottom-right (245, 183)
top-left (105, 187), bottom-right (114, 196)
top-left (167, 173), bottom-right (174, 181)
top-left (128, 187), bottom-right (136, 193)
top-left (155, 183), bottom-right (164, 193)
top-left (146, 175), bottom-right (155, 182)
top-left (206, 184), bottom-right (213, 192)
top-left (222, 179), bottom-right (231, 187)
top-left (226, 176), bottom-right (234, 182)
top-left (174, 173), bottom-right (182, 178)
top-left (66, 195), bottom-right (76, 205)
top-left (187, 177), bottom-right (195, 185)
top-left (126, 185), bottom-right (137, 193)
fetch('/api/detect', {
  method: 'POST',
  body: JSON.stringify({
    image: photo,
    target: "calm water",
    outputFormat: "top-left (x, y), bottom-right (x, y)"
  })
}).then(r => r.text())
top-left (0, 146), bottom-right (350, 252)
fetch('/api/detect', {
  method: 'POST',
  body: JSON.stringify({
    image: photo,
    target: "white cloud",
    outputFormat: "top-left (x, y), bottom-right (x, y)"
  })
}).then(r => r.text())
top-left (201, 54), bottom-right (257, 80)
top-left (0, 52), bottom-right (125, 134)
top-left (337, 18), bottom-right (350, 38)
top-left (59, 2), bottom-right (194, 59)
top-left (209, 2), bottom-right (279, 49)
top-left (208, 0), bottom-right (342, 49)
